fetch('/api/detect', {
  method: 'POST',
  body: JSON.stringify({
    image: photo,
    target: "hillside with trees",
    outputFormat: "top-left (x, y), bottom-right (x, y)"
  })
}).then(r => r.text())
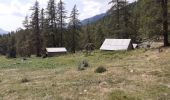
top-left (0, 0), bottom-right (170, 57)
top-left (1, 0), bottom-right (170, 99)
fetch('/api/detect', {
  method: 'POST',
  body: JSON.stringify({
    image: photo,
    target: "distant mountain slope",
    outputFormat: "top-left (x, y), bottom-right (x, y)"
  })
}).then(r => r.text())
top-left (0, 28), bottom-right (8, 35)
top-left (81, 13), bottom-right (106, 25)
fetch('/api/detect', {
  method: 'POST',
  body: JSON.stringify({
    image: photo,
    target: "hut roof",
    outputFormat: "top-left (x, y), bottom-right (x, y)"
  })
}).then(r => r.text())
top-left (46, 48), bottom-right (67, 53)
top-left (100, 39), bottom-right (133, 51)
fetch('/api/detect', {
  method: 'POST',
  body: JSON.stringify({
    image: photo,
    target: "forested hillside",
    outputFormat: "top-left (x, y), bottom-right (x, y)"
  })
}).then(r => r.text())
top-left (0, 0), bottom-right (169, 57)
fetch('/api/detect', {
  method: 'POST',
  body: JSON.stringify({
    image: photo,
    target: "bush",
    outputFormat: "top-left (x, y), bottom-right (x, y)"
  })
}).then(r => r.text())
top-left (77, 60), bottom-right (90, 71)
top-left (21, 78), bottom-right (30, 83)
top-left (82, 60), bottom-right (89, 67)
top-left (78, 64), bottom-right (85, 71)
top-left (95, 66), bottom-right (107, 73)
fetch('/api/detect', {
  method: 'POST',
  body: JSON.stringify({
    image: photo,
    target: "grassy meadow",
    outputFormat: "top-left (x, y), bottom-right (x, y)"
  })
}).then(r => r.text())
top-left (0, 49), bottom-right (170, 100)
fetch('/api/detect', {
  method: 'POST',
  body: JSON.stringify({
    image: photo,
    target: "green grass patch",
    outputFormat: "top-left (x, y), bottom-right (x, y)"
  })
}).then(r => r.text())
top-left (110, 90), bottom-right (141, 100)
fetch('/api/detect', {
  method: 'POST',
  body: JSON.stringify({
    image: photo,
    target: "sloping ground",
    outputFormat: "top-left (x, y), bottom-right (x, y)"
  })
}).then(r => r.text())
top-left (0, 48), bottom-right (170, 100)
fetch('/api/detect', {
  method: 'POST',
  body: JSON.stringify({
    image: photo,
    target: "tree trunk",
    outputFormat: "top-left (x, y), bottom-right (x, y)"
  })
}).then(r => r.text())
top-left (162, 0), bottom-right (170, 46)
top-left (117, 0), bottom-right (120, 28)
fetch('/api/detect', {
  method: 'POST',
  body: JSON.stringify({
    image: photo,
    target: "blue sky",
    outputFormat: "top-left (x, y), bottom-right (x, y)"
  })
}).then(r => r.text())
top-left (0, 0), bottom-right (135, 31)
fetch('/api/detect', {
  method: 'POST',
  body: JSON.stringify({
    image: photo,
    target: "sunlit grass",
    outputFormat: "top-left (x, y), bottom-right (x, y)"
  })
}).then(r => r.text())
top-left (0, 48), bottom-right (170, 99)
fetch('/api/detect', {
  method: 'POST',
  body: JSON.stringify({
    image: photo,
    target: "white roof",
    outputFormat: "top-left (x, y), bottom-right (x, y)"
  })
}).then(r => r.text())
top-left (46, 48), bottom-right (67, 53)
top-left (100, 39), bottom-right (132, 51)
top-left (133, 44), bottom-right (138, 48)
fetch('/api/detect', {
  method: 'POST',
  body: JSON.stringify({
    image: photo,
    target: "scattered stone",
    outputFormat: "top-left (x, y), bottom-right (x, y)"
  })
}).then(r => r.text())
top-left (99, 81), bottom-right (109, 88)
top-left (130, 69), bottom-right (134, 73)
top-left (84, 90), bottom-right (87, 93)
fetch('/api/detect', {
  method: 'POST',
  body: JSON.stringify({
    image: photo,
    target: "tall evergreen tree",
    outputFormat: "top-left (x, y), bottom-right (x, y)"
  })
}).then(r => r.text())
top-left (95, 24), bottom-right (105, 48)
top-left (46, 0), bottom-right (58, 46)
top-left (123, 0), bottom-right (129, 38)
top-left (21, 16), bottom-right (32, 57)
top-left (40, 8), bottom-right (45, 31)
top-left (138, 0), bottom-right (162, 42)
top-left (30, 0), bottom-right (41, 57)
top-left (68, 5), bottom-right (81, 53)
top-left (109, 0), bottom-right (125, 28)
top-left (57, 0), bottom-right (67, 47)
top-left (85, 20), bottom-right (92, 44)
top-left (6, 33), bottom-right (16, 58)
top-left (23, 16), bottom-right (30, 30)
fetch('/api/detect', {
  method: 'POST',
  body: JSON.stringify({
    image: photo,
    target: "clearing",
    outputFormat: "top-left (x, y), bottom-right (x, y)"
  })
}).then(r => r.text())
top-left (0, 48), bottom-right (170, 100)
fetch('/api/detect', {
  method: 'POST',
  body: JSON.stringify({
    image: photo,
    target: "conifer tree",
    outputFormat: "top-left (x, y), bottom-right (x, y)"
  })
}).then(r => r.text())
top-left (109, 0), bottom-right (125, 28)
top-left (6, 33), bottom-right (16, 58)
top-left (68, 5), bottom-right (81, 53)
top-left (30, 0), bottom-right (41, 57)
top-left (40, 8), bottom-right (45, 31)
top-left (86, 20), bottom-right (92, 44)
top-left (46, 0), bottom-right (58, 46)
top-left (57, 0), bottom-right (67, 47)
top-left (23, 16), bottom-right (30, 30)
top-left (21, 16), bottom-right (32, 57)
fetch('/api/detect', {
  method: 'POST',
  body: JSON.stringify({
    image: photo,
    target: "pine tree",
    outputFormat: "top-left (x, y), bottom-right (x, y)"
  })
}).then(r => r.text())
top-left (95, 24), bottom-right (105, 48)
top-left (57, 0), bottom-right (67, 47)
top-left (109, 0), bottom-right (125, 28)
top-left (40, 8), bottom-right (45, 31)
top-left (86, 20), bottom-right (92, 44)
top-left (30, 0), bottom-right (41, 57)
top-left (22, 16), bottom-right (32, 57)
top-left (23, 16), bottom-right (30, 30)
top-left (46, 0), bottom-right (58, 46)
top-left (123, 0), bottom-right (129, 38)
top-left (6, 33), bottom-right (16, 58)
top-left (138, 0), bottom-right (162, 42)
top-left (68, 5), bottom-right (81, 53)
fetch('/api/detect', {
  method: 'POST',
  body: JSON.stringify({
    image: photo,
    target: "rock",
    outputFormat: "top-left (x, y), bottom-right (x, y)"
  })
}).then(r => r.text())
top-left (84, 90), bottom-right (87, 93)
top-left (130, 69), bottom-right (134, 73)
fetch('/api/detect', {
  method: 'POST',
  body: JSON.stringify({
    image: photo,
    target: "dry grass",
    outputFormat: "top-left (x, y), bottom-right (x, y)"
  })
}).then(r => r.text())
top-left (0, 48), bottom-right (170, 100)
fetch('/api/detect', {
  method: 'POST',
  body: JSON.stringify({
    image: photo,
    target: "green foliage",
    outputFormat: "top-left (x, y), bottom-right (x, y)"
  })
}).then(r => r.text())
top-left (82, 59), bottom-right (89, 67)
top-left (77, 59), bottom-right (90, 71)
top-left (110, 90), bottom-right (140, 100)
top-left (21, 78), bottom-right (30, 83)
top-left (67, 5), bottom-right (81, 53)
top-left (30, 1), bottom-right (41, 57)
top-left (0, 35), bottom-right (8, 55)
top-left (138, 0), bottom-right (162, 40)
top-left (95, 66), bottom-right (107, 73)
top-left (57, 0), bottom-right (67, 47)
top-left (6, 34), bottom-right (16, 58)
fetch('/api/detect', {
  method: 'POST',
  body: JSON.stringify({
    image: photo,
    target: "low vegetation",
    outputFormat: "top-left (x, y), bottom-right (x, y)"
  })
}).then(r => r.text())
top-left (77, 59), bottom-right (90, 71)
top-left (20, 78), bottom-right (30, 83)
top-left (110, 90), bottom-right (140, 100)
top-left (0, 49), bottom-right (170, 100)
top-left (95, 66), bottom-right (107, 73)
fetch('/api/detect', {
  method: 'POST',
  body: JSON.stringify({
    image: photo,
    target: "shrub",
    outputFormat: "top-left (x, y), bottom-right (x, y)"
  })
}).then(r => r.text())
top-left (77, 60), bottom-right (90, 71)
top-left (78, 64), bottom-right (85, 71)
top-left (82, 60), bottom-right (89, 67)
top-left (21, 78), bottom-right (30, 83)
top-left (95, 66), bottom-right (107, 73)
